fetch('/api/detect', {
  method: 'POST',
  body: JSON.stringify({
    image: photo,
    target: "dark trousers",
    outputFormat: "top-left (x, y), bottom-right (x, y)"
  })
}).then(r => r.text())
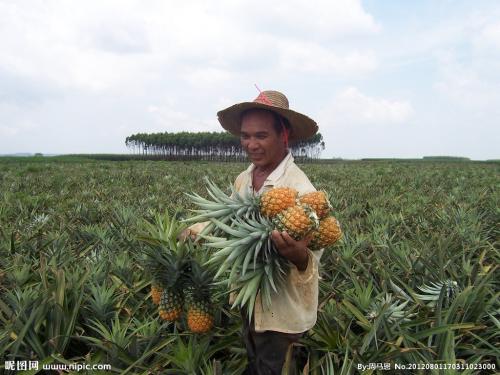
top-left (242, 313), bottom-right (305, 375)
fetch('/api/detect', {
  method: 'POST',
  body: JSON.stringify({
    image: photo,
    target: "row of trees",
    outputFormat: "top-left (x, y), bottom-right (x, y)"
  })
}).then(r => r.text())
top-left (125, 131), bottom-right (325, 161)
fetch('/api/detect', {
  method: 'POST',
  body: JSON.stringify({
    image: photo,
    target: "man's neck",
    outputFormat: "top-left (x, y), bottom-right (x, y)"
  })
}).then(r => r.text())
top-left (253, 151), bottom-right (288, 176)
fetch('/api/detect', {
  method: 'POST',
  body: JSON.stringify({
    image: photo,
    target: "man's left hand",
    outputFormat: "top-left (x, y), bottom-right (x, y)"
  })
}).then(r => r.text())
top-left (271, 230), bottom-right (311, 271)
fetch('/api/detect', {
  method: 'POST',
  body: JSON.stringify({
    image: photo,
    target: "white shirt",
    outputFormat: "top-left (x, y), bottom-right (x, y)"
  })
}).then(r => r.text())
top-left (233, 152), bottom-right (324, 333)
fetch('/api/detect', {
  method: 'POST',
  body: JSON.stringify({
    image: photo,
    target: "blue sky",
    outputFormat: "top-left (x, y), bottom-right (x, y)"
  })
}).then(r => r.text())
top-left (1, 0), bottom-right (499, 159)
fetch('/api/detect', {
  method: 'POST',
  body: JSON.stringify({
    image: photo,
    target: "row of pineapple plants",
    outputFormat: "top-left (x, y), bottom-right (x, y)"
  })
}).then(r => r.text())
top-left (0, 158), bottom-right (498, 373)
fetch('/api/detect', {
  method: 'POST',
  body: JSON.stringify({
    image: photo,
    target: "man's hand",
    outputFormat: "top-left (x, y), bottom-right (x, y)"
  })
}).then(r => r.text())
top-left (271, 230), bottom-right (312, 271)
top-left (178, 228), bottom-right (197, 242)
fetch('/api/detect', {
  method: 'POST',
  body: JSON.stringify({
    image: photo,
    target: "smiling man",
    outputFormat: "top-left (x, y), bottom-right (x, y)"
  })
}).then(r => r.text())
top-left (216, 90), bottom-right (323, 374)
top-left (185, 90), bottom-right (322, 374)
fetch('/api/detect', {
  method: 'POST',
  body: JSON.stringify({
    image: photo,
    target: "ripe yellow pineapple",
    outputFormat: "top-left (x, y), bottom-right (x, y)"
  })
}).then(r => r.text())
top-left (158, 289), bottom-right (183, 321)
top-left (299, 191), bottom-right (332, 219)
top-left (187, 306), bottom-right (214, 333)
top-left (151, 284), bottom-right (163, 305)
top-left (273, 204), bottom-right (319, 240)
top-left (260, 187), bottom-right (298, 217)
top-left (309, 216), bottom-right (342, 250)
top-left (185, 261), bottom-right (215, 334)
top-left (186, 293), bottom-right (214, 333)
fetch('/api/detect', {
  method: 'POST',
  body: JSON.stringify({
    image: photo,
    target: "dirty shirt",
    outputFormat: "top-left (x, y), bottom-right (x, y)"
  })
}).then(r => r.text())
top-left (190, 152), bottom-right (324, 333)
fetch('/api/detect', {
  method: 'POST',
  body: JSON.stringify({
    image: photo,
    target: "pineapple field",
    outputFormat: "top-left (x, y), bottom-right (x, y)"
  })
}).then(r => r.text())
top-left (0, 157), bottom-right (499, 374)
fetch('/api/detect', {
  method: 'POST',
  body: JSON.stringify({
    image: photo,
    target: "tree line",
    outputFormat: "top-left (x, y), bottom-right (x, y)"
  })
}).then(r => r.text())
top-left (125, 131), bottom-right (325, 161)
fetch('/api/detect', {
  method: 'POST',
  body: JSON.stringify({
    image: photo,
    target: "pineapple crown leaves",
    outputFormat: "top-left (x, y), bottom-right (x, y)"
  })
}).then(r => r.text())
top-left (230, 269), bottom-right (264, 316)
top-left (137, 210), bottom-right (186, 250)
top-left (204, 214), bottom-right (275, 273)
top-left (144, 256), bottom-right (177, 289)
top-left (141, 241), bottom-right (193, 289)
top-left (183, 177), bottom-right (258, 224)
top-left (415, 279), bottom-right (460, 308)
top-left (184, 258), bottom-right (216, 301)
top-left (202, 213), bottom-right (288, 315)
top-left (365, 293), bottom-right (412, 323)
top-left (137, 210), bottom-right (199, 288)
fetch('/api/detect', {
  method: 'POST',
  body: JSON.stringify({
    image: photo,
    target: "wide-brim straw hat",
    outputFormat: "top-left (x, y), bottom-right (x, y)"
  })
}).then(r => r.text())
top-left (217, 90), bottom-right (318, 142)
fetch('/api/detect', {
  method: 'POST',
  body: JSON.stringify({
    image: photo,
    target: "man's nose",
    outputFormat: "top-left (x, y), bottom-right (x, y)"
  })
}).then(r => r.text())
top-left (246, 138), bottom-right (259, 150)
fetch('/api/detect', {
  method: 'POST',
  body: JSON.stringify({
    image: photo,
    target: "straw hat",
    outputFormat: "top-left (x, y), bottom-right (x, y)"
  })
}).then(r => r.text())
top-left (217, 90), bottom-right (318, 142)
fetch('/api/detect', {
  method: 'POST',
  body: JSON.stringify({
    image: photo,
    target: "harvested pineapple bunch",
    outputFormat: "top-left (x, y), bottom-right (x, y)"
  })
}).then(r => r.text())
top-left (185, 178), bottom-right (342, 318)
top-left (139, 212), bottom-right (216, 334)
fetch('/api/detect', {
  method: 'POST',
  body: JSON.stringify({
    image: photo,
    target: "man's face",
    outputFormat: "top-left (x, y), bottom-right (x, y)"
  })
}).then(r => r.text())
top-left (240, 110), bottom-right (286, 168)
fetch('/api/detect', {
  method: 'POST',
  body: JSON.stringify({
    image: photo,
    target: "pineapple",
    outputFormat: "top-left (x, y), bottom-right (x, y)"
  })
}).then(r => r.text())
top-left (260, 187), bottom-right (298, 217)
top-left (186, 287), bottom-right (214, 333)
top-left (309, 216), bottom-right (342, 250)
top-left (185, 260), bottom-right (215, 333)
top-left (273, 204), bottom-right (319, 240)
top-left (159, 289), bottom-right (183, 321)
top-left (151, 284), bottom-right (163, 305)
top-left (299, 191), bottom-right (332, 219)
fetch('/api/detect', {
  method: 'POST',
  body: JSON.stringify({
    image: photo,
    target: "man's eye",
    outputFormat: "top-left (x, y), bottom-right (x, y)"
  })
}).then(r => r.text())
top-left (257, 135), bottom-right (267, 139)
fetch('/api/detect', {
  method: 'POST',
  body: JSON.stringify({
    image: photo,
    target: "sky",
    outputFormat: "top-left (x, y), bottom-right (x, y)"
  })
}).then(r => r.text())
top-left (1, 0), bottom-right (499, 160)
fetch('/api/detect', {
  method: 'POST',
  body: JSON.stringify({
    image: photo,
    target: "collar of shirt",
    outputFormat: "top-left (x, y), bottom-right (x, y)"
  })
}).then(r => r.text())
top-left (245, 152), bottom-right (294, 194)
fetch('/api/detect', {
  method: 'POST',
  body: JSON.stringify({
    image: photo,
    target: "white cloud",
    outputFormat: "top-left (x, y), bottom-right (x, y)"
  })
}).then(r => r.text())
top-left (0, 0), bottom-right (379, 95)
top-left (278, 41), bottom-right (377, 74)
top-left (183, 67), bottom-right (234, 88)
top-left (323, 87), bottom-right (413, 125)
top-left (0, 102), bottom-right (40, 138)
top-left (146, 102), bottom-right (218, 133)
top-left (0, 125), bottom-right (18, 137)
top-left (433, 51), bottom-right (500, 112)
top-left (239, 0), bottom-right (380, 38)
top-left (477, 22), bottom-right (500, 49)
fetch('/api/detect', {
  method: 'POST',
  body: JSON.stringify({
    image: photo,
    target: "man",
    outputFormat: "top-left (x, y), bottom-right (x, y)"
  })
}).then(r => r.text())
top-left (189, 90), bottom-right (323, 374)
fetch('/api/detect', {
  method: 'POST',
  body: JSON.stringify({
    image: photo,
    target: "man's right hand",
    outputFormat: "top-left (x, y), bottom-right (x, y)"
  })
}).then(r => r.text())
top-left (178, 228), bottom-right (197, 242)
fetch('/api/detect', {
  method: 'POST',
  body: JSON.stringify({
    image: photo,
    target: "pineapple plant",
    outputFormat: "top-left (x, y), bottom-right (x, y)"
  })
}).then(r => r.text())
top-left (298, 191), bottom-right (332, 219)
top-left (185, 260), bottom-right (215, 334)
top-left (309, 216), bottom-right (342, 250)
top-left (140, 213), bottom-right (191, 322)
top-left (140, 212), bottom-right (220, 328)
top-left (147, 246), bottom-right (187, 322)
